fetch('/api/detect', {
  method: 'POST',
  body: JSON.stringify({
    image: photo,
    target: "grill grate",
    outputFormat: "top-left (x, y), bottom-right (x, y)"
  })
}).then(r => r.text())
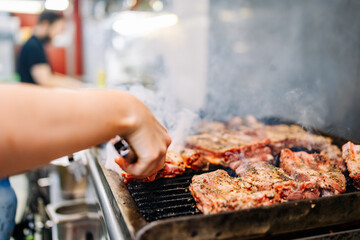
top-left (126, 170), bottom-right (200, 222)
top-left (126, 146), bottom-right (356, 222)
top-left (126, 166), bottom-right (236, 222)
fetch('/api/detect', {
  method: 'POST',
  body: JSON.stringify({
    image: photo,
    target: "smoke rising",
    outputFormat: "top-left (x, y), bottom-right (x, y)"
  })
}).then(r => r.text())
top-left (121, 84), bottom-right (200, 149)
top-left (205, 0), bottom-right (360, 141)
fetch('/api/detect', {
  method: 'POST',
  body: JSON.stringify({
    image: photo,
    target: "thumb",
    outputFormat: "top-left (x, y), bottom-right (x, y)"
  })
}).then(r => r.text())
top-left (115, 156), bottom-right (131, 173)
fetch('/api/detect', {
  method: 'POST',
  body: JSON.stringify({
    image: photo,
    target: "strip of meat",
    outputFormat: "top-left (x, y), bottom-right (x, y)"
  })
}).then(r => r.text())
top-left (263, 124), bottom-right (332, 155)
top-left (185, 131), bottom-right (270, 165)
top-left (234, 161), bottom-right (320, 200)
top-left (342, 141), bottom-right (360, 189)
top-left (280, 149), bottom-right (346, 195)
top-left (189, 170), bottom-right (280, 214)
top-left (195, 121), bottom-right (227, 134)
top-left (118, 151), bottom-right (186, 183)
top-left (182, 144), bottom-right (274, 171)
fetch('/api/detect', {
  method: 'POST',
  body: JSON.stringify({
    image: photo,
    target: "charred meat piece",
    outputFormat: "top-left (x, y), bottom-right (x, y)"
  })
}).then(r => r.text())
top-left (189, 169), bottom-right (280, 214)
top-left (234, 161), bottom-right (320, 200)
top-left (342, 141), bottom-right (360, 189)
top-left (119, 151), bottom-right (186, 183)
top-left (280, 149), bottom-right (346, 195)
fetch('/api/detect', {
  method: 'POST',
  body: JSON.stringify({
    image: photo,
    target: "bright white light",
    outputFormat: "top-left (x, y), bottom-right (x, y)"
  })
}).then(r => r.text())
top-left (0, 0), bottom-right (44, 14)
top-left (45, 0), bottom-right (69, 11)
top-left (113, 12), bottom-right (178, 37)
top-left (152, 0), bottom-right (164, 12)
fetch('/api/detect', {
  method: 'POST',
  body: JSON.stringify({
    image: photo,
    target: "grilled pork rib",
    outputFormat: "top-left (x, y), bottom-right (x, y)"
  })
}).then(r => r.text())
top-left (189, 169), bottom-right (280, 214)
top-left (342, 141), bottom-right (360, 189)
top-left (280, 149), bottom-right (346, 195)
top-left (234, 160), bottom-right (320, 200)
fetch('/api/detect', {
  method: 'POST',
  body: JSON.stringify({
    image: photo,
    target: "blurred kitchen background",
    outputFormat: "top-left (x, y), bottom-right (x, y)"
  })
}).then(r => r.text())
top-left (1, 0), bottom-right (360, 139)
top-left (1, 0), bottom-right (360, 239)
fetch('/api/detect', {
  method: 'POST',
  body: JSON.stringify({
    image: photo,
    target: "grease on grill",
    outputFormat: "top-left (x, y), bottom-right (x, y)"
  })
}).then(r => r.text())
top-left (126, 166), bottom-right (235, 222)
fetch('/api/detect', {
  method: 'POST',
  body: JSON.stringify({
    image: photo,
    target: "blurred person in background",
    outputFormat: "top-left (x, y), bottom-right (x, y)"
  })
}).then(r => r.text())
top-left (0, 84), bottom-right (171, 239)
top-left (17, 11), bottom-right (82, 88)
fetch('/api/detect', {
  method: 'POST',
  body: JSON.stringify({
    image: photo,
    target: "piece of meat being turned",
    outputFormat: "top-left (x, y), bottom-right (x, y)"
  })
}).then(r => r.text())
top-left (189, 169), bottom-right (280, 214)
top-left (118, 151), bottom-right (186, 183)
top-left (156, 151), bottom-right (186, 178)
top-left (280, 149), bottom-right (346, 195)
top-left (180, 148), bottom-right (210, 170)
top-left (342, 141), bottom-right (360, 189)
top-left (234, 161), bottom-right (320, 200)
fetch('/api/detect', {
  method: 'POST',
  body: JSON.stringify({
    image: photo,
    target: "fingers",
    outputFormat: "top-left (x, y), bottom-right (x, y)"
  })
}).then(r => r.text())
top-left (115, 149), bottom-right (167, 178)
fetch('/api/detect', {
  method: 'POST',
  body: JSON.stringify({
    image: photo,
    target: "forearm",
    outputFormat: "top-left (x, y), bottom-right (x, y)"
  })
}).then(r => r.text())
top-left (46, 74), bottom-right (83, 88)
top-left (0, 84), bottom-right (134, 177)
top-left (31, 64), bottom-right (83, 88)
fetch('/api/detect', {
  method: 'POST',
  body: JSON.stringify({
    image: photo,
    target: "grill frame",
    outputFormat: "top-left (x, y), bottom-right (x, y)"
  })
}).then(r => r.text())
top-left (87, 124), bottom-right (360, 240)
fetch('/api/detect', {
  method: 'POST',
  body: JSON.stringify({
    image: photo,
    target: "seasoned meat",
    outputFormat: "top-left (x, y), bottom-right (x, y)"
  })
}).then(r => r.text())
top-left (342, 141), bottom-right (360, 189)
top-left (185, 131), bottom-right (270, 165)
top-left (119, 151), bottom-right (186, 183)
top-left (320, 145), bottom-right (346, 172)
top-left (227, 115), bottom-right (264, 131)
top-left (189, 170), bottom-right (280, 214)
top-left (263, 124), bottom-right (332, 155)
top-left (195, 121), bottom-right (227, 134)
top-left (234, 161), bottom-right (320, 200)
top-left (280, 149), bottom-right (346, 195)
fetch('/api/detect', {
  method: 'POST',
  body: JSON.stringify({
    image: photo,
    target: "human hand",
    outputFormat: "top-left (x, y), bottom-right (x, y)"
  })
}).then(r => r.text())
top-left (115, 94), bottom-right (171, 178)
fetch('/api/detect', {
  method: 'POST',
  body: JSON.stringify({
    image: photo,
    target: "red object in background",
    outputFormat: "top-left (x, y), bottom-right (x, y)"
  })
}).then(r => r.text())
top-left (13, 13), bottom-right (38, 27)
top-left (74, 0), bottom-right (83, 76)
top-left (46, 45), bottom-right (66, 74)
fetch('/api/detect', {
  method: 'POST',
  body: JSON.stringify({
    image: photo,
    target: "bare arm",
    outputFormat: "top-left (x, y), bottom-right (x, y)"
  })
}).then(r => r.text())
top-left (31, 64), bottom-right (84, 88)
top-left (0, 84), bottom-right (171, 178)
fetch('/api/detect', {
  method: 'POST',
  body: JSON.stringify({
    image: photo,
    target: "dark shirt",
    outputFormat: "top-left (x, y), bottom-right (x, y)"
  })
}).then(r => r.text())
top-left (17, 36), bottom-right (48, 84)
